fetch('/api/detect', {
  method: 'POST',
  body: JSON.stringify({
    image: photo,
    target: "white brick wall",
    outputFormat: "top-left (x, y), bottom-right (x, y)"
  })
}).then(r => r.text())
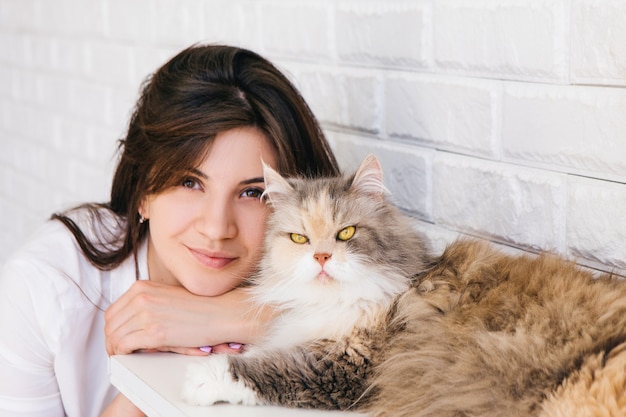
top-left (1, 0), bottom-right (624, 276)
top-left (433, 0), bottom-right (569, 82)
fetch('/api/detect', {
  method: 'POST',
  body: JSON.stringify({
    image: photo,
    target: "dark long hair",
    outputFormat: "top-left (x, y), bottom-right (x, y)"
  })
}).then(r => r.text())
top-left (52, 44), bottom-right (339, 272)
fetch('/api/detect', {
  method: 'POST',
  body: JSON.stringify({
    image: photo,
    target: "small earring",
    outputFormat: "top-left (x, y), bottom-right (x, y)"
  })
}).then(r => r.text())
top-left (139, 215), bottom-right (146, 224)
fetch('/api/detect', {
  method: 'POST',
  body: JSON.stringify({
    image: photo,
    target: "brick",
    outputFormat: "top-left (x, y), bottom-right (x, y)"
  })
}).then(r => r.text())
top-left (54, 120), bottom-right (117, 169)
top-left (52, 39), bottom-right (88, 76)
top-left (130, 46), bottom-right (174, 88)
top-left (106, 0), bottom-right (155, 42)
top-left (39, 74), bottom-right (71, 114)
top-left (567, 176), bottom-right (626, 271)
top-left (0, 67), bottom-right (12, 97)
top-left (433, 0), bottom-right (568, 81)
top-left (11, 69), bottom-right (40, 103)
top-left (0, 166), bottom-right (7, 204)
top-left (8, 139), bottom-right (51, 182)
top-left (1, 33), bottom-right (29, 66)
top-left (260, 2), bottom-right (332, 61)
top-left (329, 132), bottom-right (433, 219)
top-left (571, 0), bottom-right (626, 86)
top-left (290, 64), bottom-right (382, 132)
top-left (0, 101), bottom-right (9, 135)
top-left (288, 64), bottom-right (344, 127)
top-left (3, 162), bottom-right (43, 214)
top-left (34, 0), bottom-right (69, 34)
top-left (343, 71), bottom-right (383, 133)
top-left (153, 0), bottom-right (206, 47)
top-left (385, 73), bottom-right (498, 157)
top-left (412, 221), bottom-right (461, 256)
top-left (336, 1), bottom-right (430, 68)
top-left (109, 86), bottom-right (139, 133)
top-left (0, 128), bottom-right (10, 168)
top-left (86, 42), bottom-right (134, 87)
top-left (2, 0), bottom-right (38, 31)
top-left (68, 80), bottom-right (112, 125)
top-left (0, 120), bottom-right (7, 154)
top-left (63, 0), bottom-right (107, 37)
top-left (90, 125), bottom-right (121, 167)
top-left (43, 153), bottom-right (75, 199)
top-left (66, 158), bottom-right (112, 202)
top-left (0, 196), bottom-right (29, 263)
top-left (55, 118), bottom-right (92, 159)
top-left (28, 35), bottom-right (58, 72)
top-left (201, 2), bottom-right (262, 51)
top-left (0, 136), bottom-right (18, 171)
top-left (502, 82), bottom-right (626, 182)
top-left (432, 153), bottom-right (567, 252)
top-left (35, 1), bottom-right (104, 38)
top-left (5, 103), bottom-right (56, 143)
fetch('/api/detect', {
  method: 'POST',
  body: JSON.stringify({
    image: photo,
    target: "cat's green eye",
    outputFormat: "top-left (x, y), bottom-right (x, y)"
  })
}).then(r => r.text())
top-left (290, 233), bottom-right (309, 244)
top-left (337, 226), bottom-right (356, 241)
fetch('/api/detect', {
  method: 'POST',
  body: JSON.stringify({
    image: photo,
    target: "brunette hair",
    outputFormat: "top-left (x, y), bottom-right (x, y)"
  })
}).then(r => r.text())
top-left (52, 44), bottom-right (339, 271)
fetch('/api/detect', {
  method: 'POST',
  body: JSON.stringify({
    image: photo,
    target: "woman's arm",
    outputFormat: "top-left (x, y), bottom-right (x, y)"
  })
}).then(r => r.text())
top-left (104, 280), bottom-right (272, 355)
top-left (100, 393), bottom-right (146, 417)
top-left (0, 260), bottom-right (63, 416)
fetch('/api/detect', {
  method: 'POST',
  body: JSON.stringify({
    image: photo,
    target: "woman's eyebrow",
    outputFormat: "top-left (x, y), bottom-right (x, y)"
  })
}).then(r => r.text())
top-left (240, 177), bottom-right (265, 186)
top-left (190, 168), bottom-right (264, 186)
top-left (190, 168), bottom-right (208, 179)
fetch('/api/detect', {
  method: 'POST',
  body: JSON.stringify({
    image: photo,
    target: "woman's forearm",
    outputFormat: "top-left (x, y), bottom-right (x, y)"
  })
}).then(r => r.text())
top-left (104, 281), bottom-right (273, 355)
top-left (100, 393), bottom-right (146, 417)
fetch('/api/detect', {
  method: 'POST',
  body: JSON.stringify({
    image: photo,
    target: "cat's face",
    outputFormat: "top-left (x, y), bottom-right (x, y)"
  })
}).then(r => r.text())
top-left (254, 155), bottom-right (412, 308)
top-left (265, 183), bottom-right (367, 287)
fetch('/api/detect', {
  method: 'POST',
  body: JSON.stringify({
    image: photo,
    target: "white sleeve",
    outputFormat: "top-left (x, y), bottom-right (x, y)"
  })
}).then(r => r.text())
top-left (0, 258), bottom-right (64, 417)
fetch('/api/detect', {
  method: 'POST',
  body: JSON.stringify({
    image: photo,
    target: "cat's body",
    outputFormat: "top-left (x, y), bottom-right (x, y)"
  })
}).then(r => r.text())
top-left (377, 240), bottom-right (626, 417)
top-left (183, 155), bottom-right (626, 416)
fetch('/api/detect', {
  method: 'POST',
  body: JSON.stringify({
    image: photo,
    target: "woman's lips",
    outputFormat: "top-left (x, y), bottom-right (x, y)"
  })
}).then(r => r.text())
top-left (187, 247), bottom-right (236, 269)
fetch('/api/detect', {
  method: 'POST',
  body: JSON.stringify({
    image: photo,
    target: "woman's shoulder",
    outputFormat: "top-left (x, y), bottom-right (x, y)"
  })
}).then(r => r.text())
top-left (0, 208), bottom-right (137, 367)
top-left (7, 206), bottom-right (125, 265)
top-left (0, 207), bottom-right (136, 304)
top-left (5, 218), bottom-right (84, 267)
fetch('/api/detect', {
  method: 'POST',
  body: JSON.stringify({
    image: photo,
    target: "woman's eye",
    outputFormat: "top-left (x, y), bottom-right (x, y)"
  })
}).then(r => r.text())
top-left (241, 188), bottom-right (264, 199)
top-left (181, 177), bottom-right (200, 189)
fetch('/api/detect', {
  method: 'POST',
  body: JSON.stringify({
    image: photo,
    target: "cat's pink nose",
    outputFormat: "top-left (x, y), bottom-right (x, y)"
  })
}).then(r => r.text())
top-left (314, 252), bottom-right (331, 266)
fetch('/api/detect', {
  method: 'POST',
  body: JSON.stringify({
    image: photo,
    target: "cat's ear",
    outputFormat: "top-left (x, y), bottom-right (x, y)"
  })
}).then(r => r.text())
top-left (351, 154), bottom-right (388, 199)
top-left (261, 160), bottom-right (293, 205)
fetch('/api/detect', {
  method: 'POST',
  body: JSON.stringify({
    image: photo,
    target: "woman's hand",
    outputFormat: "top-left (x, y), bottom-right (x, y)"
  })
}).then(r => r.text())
top-left (100, 393), bottom-right (145, 417)
top-left (104, 280), bottom-right (271, 356)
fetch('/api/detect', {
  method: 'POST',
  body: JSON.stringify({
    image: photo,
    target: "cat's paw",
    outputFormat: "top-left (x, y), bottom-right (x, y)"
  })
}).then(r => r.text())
top-left (181, 355), bottom-right (261, 406)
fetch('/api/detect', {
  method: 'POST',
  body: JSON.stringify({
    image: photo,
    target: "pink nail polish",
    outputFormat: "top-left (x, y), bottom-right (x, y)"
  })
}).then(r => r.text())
top-left (199, 346), bottom-right (212, 353)
top-left (228, 343), bottom-right (242, 350)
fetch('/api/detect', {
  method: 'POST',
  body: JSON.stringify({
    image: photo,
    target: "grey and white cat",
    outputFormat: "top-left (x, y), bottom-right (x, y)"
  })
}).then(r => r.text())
top-left (183, 154), bottom-right (626, 417)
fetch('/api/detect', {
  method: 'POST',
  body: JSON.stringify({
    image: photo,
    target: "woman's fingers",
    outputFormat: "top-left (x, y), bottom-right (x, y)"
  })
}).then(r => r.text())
top-left (104, 282), bottom-right (266, 355)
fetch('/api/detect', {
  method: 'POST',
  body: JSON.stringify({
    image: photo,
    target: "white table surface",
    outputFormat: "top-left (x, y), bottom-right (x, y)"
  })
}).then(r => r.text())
top-left (110, 352), bottom-right (363, 417)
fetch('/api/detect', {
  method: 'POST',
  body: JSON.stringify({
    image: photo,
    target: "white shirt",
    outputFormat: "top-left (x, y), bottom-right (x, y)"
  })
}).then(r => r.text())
top-left (0, 215), bottom-right (148, 417)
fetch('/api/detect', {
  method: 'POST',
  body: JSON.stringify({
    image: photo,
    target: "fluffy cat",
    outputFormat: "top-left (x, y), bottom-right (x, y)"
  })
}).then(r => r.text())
top-left (182, 154), bottom-right (626, 417)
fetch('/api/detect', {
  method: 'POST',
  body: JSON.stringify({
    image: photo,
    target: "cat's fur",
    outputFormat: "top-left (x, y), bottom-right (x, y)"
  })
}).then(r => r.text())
top-left (182, 155), bottom-right (626, 417)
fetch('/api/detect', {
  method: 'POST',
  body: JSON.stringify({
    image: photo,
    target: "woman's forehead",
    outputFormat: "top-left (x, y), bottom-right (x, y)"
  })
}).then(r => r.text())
top-left (196, 126), bottom-right (278, 180)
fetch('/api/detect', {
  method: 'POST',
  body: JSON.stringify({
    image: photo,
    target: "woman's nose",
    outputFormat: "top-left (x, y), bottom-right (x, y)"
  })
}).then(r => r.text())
top-left (196, 196), bottom-right (237, 240)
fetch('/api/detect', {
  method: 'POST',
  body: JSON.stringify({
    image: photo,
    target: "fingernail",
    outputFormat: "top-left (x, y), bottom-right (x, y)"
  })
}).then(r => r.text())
top-left (199, 346), bottom-right (212, 353)
top-left (228, 343), bottom-right (242, 350)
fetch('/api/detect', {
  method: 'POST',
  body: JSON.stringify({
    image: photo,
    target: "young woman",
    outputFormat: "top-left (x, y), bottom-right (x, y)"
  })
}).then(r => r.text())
top-left (0, 44), bottom-right (339, 417)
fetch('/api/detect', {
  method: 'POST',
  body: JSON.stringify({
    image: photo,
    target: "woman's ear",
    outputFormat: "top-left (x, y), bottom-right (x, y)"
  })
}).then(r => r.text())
top-left (138, 196), bottom-right (150, 221)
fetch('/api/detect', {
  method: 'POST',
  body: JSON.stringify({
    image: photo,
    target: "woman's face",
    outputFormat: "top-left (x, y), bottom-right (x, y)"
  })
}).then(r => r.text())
top-left (140, 126), bottom-right (278, 296)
